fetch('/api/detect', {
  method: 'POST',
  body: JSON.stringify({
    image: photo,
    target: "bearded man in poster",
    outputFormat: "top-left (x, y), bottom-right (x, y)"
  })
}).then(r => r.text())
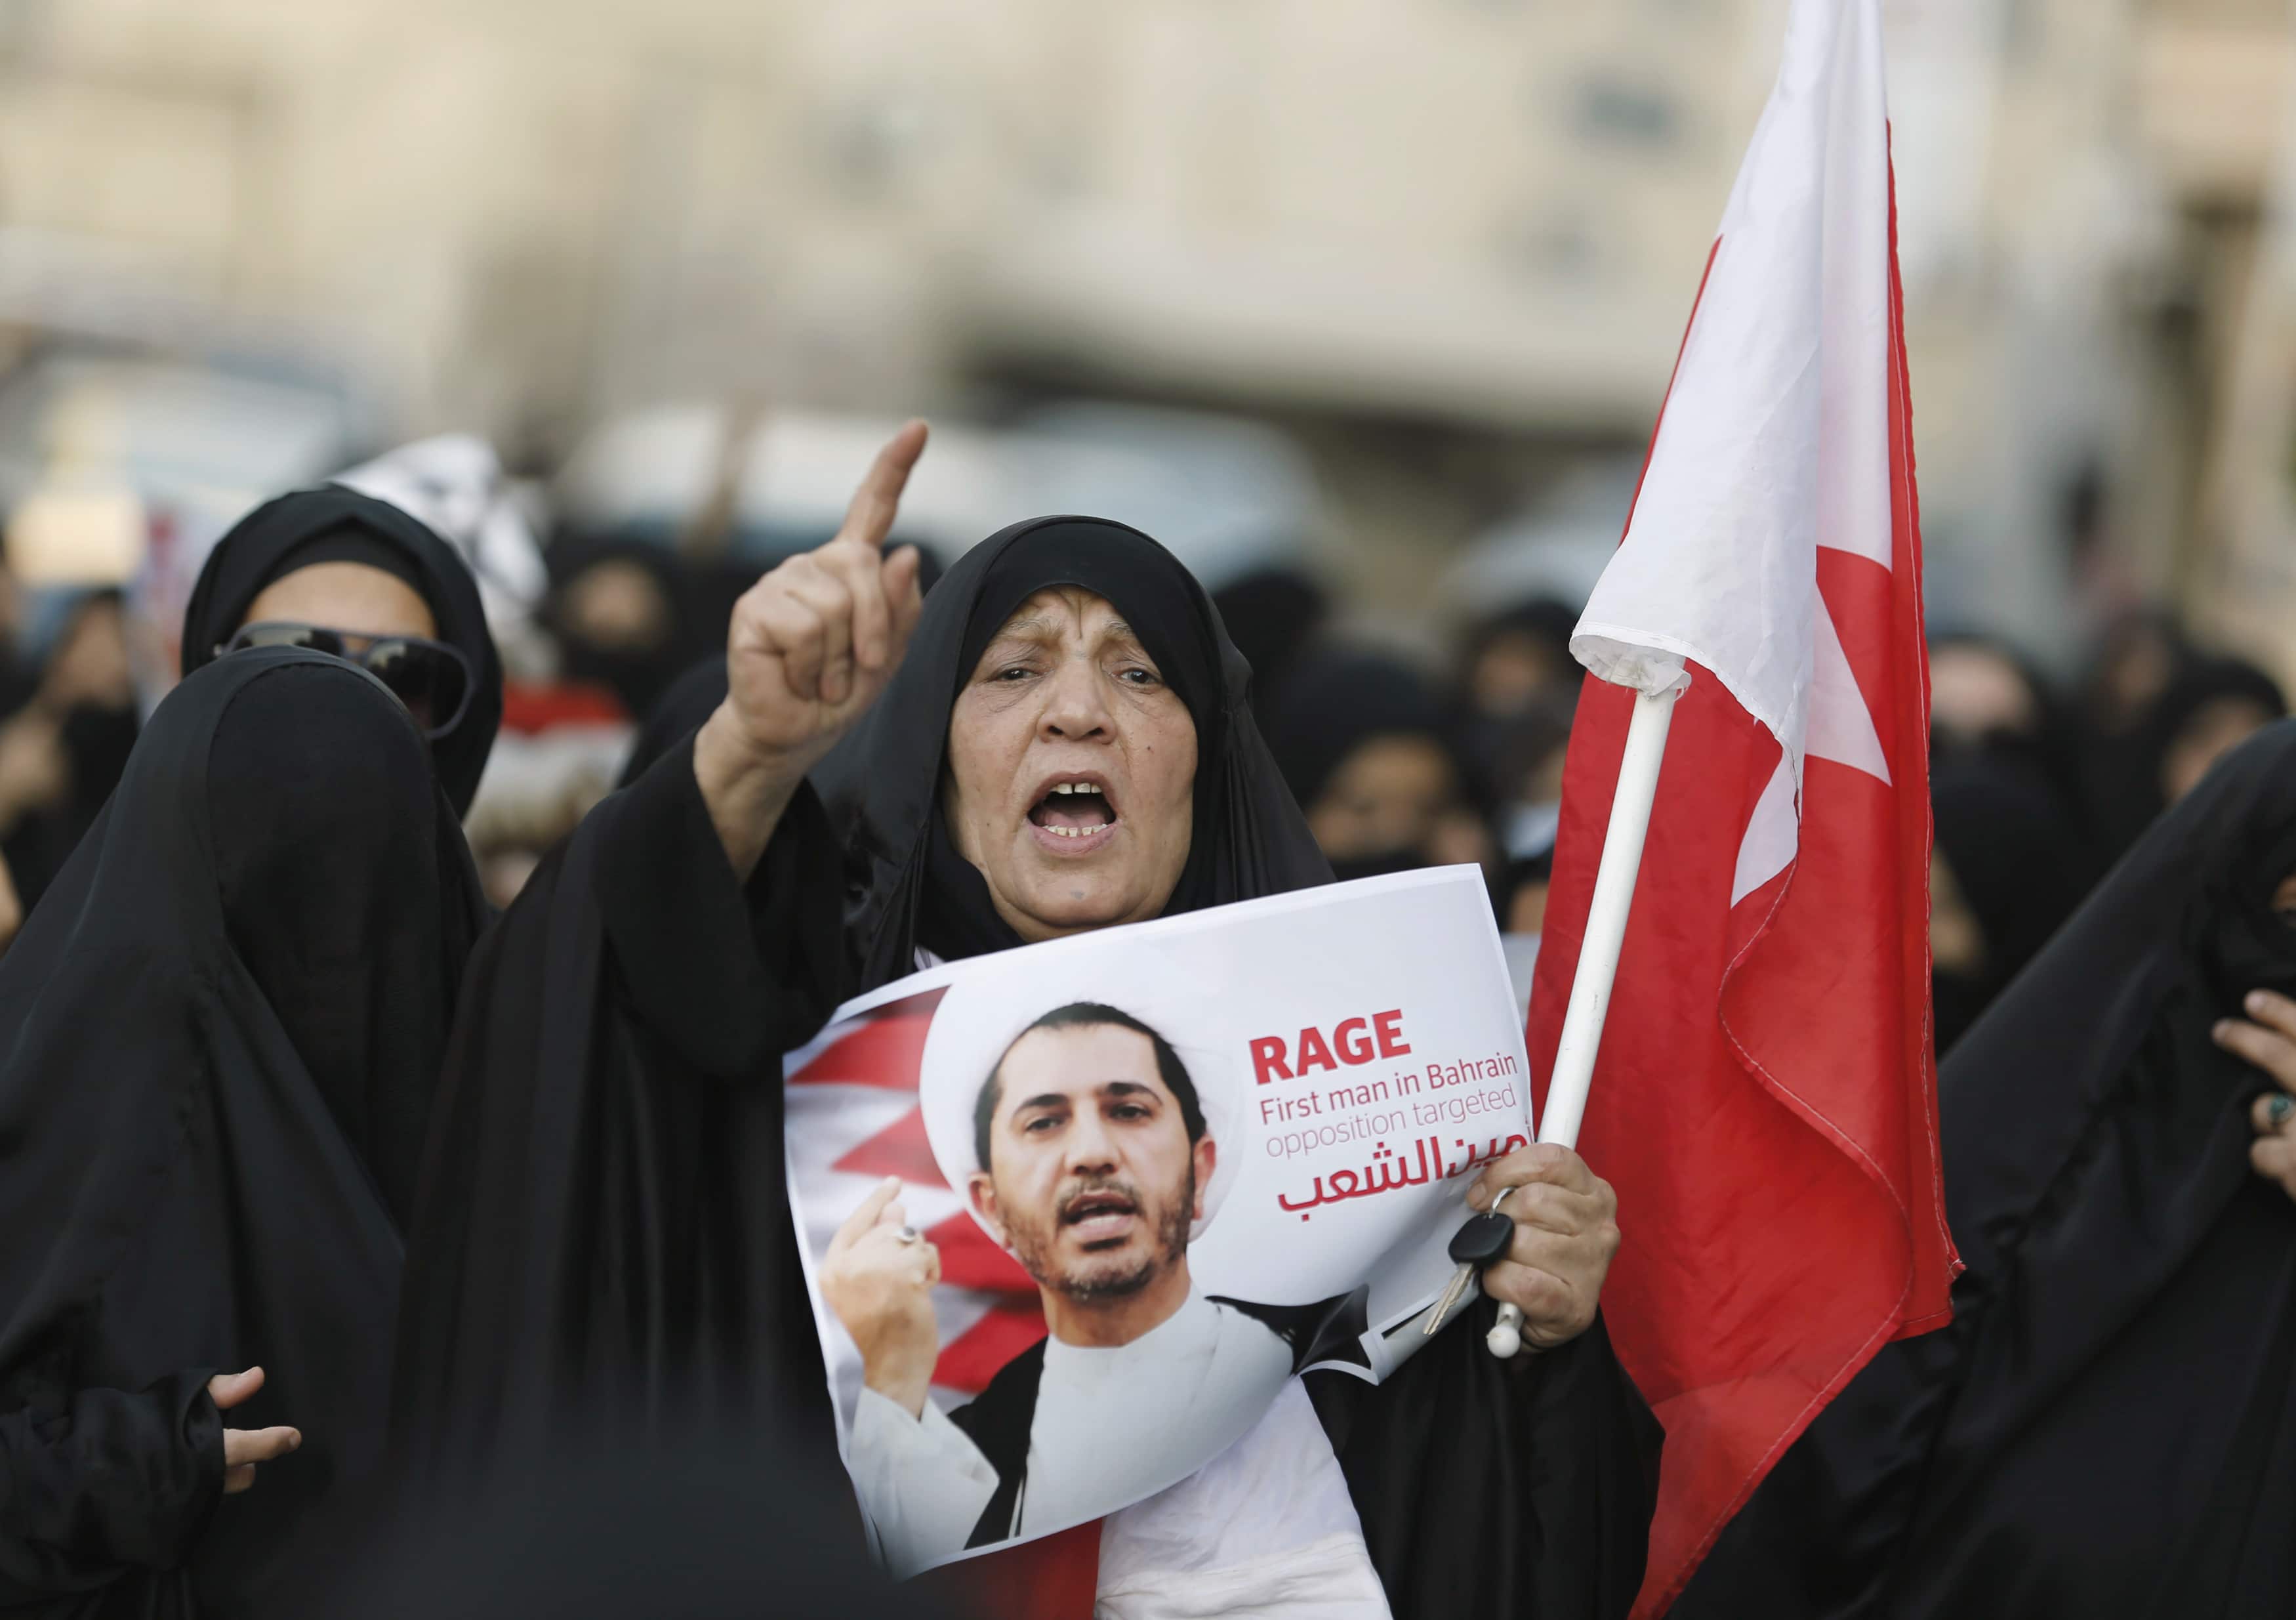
top-left (824, 1001), bottom-right (1366, 1577)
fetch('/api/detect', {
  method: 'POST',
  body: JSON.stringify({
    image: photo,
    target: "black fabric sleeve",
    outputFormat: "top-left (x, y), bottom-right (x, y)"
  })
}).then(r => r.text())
top-left (592, 735), bottom-right (848, 1077)
top-left (1310, 1306), bottom-right (1662, 1620)
top-left (392, 736), bottom-right (852, 1487)
top-left (0, 1372), bottom-right (222, 1589)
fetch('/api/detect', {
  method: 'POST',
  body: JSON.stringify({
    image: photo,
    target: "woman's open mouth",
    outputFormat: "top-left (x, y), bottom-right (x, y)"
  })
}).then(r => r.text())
top-left (1026, 778), bottom-right (1120, 854)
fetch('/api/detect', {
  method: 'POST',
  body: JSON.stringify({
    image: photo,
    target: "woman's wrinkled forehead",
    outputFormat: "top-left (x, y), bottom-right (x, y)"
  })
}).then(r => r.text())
top-left (975, 587), bottom-right (1136, 659)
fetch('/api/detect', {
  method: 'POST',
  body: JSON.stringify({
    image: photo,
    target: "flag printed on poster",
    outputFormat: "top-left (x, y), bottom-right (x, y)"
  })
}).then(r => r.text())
top-left (783, 867), bottom-right (1534, 1577)
top-left (1527, 0), bottom-right (1957, 1613)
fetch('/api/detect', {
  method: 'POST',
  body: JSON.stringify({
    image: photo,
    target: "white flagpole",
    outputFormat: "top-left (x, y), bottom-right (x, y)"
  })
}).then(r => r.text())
top-left (1488, 682), bottom-right (1680, 1358)
top-left (1536, 684), bottom-right (1681, 1151)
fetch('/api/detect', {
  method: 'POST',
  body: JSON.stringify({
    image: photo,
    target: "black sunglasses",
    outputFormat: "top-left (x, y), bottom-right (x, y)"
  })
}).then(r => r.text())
top-left (218, 622), bottom-right (474, 741)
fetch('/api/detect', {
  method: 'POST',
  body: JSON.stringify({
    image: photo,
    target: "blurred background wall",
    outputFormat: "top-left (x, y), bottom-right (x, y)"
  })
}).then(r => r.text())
top-left (0, 0), bottom-right (2290, 676)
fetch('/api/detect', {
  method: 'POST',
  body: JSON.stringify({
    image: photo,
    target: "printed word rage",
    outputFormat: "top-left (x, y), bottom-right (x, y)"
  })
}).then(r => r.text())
top-left (1250, 1010), bottom-right (1410, 1085)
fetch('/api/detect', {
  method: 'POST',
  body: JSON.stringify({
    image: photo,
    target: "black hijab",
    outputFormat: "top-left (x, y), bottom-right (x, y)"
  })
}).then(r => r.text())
top-left (1678, 718), bottom-right (2296, 1619)
top-left (1927, 631), bottom-right (2096, 867)
top-left (1263, 651), bottom-right (1438, 808)
top-left (813, 516), bottom-right (1330, 989)
top-left (2091, 653), bottom-right (2287, 863)
top-left (2, 592), bottom-right (142, 915)
top-left (1209, 565), bottom-right (1329, 718)
top-left (544, 536), bottom-right (708, 724)
top-left (181, 486), bottom-right (504, 818)
top-left (0, 650), bottom-right (485, 1615)
top-left (1929, 752), bottom-right (2085, 1054)
top-left (1260, 648), bottom-right (1492, 884)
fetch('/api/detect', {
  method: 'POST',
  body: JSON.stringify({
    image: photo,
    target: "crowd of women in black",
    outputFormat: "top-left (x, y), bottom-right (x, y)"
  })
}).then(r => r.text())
top-left (4, 419), bottom-right (2296, 1618)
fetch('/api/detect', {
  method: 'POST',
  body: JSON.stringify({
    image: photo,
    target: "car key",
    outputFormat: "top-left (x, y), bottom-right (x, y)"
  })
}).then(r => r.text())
top-left (1423, 1186), bottom-right (1517, 1336)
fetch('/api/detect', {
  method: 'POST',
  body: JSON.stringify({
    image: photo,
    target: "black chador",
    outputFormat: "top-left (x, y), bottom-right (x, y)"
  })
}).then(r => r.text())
top-left (0, 652), bottom-right (485, 1615)
top-left (394, 518), bottom-right (1662, 1618)
top-left (1679, 719), bottom-right (2296, 1620)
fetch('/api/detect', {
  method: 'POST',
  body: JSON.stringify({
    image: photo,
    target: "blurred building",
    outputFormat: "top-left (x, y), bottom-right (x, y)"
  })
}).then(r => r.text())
top-left (0, 0), bottom-right (2284, 654)
top-left (2165, 0), bottom-right (2296, 697)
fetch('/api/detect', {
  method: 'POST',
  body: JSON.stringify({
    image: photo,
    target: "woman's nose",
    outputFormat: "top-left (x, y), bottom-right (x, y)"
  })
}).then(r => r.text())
top-left (1040, 659), bottom-right (1114, 740)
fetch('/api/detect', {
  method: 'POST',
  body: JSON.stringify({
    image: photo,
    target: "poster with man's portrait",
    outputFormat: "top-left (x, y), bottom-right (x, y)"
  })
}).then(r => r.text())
top-left (783, 865), bottom-right (1536, 1577)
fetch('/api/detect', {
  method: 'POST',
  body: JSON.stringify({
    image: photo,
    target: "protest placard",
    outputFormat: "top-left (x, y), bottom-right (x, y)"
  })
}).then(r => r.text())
top-left (783, 865), bottom-right (1531, 1576)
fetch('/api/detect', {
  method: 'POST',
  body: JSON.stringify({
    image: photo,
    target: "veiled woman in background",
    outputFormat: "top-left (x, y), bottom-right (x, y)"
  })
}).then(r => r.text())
top-left (0, 486), bottom-right (499, 1617)
top-left (1261, 648), bottom-right (1498, 886)
top-left (0, 653), bottom-right (485, 1617)
top-left (393, 425), bottom-right (1660, 1619)
top-left (1675, 720), bottom-right (2296, 1619)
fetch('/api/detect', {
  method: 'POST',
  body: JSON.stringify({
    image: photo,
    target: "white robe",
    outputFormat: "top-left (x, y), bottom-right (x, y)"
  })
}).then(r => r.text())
top-left (850, 1290), bottom-right (1391, 1617)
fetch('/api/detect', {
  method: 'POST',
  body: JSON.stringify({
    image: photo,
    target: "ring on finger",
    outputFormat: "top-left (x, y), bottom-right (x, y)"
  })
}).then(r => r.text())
top-left (2268, 1094), bottom-right (2294, 1131)
top-left (895, 1226), bottom-right (921, 1245)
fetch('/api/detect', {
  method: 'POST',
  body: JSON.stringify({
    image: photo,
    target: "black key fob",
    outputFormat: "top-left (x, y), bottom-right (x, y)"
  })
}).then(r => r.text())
top-left (1448, 1208), bottom-right (1515, 1271)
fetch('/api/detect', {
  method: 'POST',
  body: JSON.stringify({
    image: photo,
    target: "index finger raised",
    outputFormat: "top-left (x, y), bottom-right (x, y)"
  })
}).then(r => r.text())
top-left (830, 1177), bottom-right (905, 1256)
top-left (835, 421), bottom-right (929, 556)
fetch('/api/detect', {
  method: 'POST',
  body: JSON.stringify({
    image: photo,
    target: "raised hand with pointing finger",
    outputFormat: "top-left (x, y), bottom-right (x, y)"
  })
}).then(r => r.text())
top-left (819, 1176), bottom-right (943, 1420)
top-left (695, 421), bottom-right (930, 879)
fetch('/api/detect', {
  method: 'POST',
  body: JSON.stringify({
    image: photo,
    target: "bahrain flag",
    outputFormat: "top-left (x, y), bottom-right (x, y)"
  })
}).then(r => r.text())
top-left (1527, 1), bottom-right (1958, 1613)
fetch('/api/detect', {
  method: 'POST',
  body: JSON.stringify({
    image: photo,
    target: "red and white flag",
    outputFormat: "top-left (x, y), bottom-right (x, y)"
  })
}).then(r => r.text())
top-left (1525, 1), bottom-right (1958, 1612)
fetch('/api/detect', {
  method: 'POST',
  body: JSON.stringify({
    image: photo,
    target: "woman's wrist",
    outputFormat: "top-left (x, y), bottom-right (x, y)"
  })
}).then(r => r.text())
top-left (693, 705), bottom-right (804, 882)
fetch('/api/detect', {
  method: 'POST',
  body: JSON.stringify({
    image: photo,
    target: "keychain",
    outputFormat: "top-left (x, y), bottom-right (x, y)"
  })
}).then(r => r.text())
top-left (1423, 1186), bottom-right (1527, 1356)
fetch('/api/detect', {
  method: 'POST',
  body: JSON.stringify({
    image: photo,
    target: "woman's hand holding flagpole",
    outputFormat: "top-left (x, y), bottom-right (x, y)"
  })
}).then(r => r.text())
top-left (1488, 683), bottom-right (1680, 1359)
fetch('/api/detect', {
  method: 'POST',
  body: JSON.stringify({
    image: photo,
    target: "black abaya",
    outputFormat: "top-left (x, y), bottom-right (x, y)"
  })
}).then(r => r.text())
top-left (1929, 753), bottom-right (2085, 1055)
top-left (394, 516), bottom-right (1658, 1617)
top-left (329, 1430), bottom-right (958, 1620)
top-left (1675, 718), bottom-right (2296, 1619)
top-left (390, 732), bottom-right (846, 1478)
top-left (0, 651), bottom-right (484, 1617)
top-left (615, 657), bottom-right (729, 792)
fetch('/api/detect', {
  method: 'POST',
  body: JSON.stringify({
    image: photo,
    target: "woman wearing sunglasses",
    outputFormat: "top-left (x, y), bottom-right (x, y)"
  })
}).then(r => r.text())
top-left (0, 488), bottom-right (501, 1618)
top-left (180, 486), bottom-right (503, 819)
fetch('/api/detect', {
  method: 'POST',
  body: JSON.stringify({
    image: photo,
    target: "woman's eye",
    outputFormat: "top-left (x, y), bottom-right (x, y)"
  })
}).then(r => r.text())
top-left (991, 665), bottom-right (1034, 683)
top-left (1117, 667), bottom-right (1160, 687)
